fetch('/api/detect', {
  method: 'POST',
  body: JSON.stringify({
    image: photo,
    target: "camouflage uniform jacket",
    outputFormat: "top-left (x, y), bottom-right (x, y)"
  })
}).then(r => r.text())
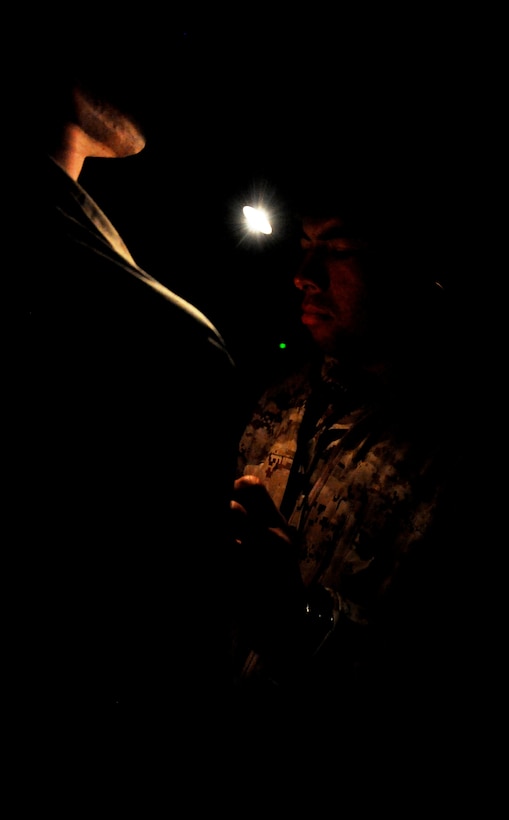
top-left (235, 353), bottom-right (454, 695)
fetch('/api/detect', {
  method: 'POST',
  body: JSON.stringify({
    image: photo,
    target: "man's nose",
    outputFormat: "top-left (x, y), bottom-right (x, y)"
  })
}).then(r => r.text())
top-left (293, 251), bottom-right (329, 291)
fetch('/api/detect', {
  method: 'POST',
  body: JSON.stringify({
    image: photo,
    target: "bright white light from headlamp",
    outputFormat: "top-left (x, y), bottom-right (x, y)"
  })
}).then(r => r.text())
top-left (242, 205), bottom-right (273, 235)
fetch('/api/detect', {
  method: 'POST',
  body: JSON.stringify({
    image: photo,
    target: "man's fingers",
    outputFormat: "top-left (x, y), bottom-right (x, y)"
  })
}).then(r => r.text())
top-left (233, 476), bottom-right (287, 529)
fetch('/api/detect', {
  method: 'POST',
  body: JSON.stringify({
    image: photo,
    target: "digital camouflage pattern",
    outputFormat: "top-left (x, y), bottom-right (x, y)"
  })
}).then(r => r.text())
top-left (235, 353), bottom-right (454, 694)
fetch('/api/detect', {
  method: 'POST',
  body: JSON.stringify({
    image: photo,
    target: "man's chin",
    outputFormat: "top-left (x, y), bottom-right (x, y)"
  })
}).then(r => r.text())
top-left (304, 325), bottom-right (337, 353)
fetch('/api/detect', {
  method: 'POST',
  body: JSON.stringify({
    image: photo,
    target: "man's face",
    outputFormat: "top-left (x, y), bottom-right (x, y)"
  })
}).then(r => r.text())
top-left (294, 215), bottom-right (372, 356)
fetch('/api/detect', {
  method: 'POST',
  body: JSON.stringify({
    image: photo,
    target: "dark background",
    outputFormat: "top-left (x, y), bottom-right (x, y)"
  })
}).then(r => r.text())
top-left (78, 16), bottom-right (500, 405)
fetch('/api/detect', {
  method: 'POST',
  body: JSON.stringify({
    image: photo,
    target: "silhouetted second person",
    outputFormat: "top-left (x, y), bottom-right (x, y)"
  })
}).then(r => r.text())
top-left (21, 23), bottom-right (240, 719)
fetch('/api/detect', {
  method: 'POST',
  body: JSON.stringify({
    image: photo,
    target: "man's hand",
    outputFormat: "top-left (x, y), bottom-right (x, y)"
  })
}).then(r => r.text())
top-left (230, 475), bottom-right (305, 659)
top-left (231, 474), bottom-right (293, 545)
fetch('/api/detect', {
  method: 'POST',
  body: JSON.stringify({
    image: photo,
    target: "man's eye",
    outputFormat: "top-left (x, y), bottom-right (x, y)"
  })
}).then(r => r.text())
top-left (301, 240), bottom-right (355, 252)
top-left (300, 239), bottom-right (361, 259)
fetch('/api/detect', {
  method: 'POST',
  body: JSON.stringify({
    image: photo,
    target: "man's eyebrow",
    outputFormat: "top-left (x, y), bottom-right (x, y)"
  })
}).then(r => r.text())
top-left (318, 226), bottom-right (352, 239)
top-left (301, 226), bottom-right (356, 241)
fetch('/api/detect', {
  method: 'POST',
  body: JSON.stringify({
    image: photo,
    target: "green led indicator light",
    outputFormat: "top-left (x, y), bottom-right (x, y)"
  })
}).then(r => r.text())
top-left (279, 342), bottom-right (287, 349)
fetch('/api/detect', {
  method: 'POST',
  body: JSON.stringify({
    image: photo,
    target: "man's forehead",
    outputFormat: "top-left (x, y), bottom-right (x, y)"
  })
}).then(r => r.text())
top-left (300, 215), bottom-right (367, 239)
